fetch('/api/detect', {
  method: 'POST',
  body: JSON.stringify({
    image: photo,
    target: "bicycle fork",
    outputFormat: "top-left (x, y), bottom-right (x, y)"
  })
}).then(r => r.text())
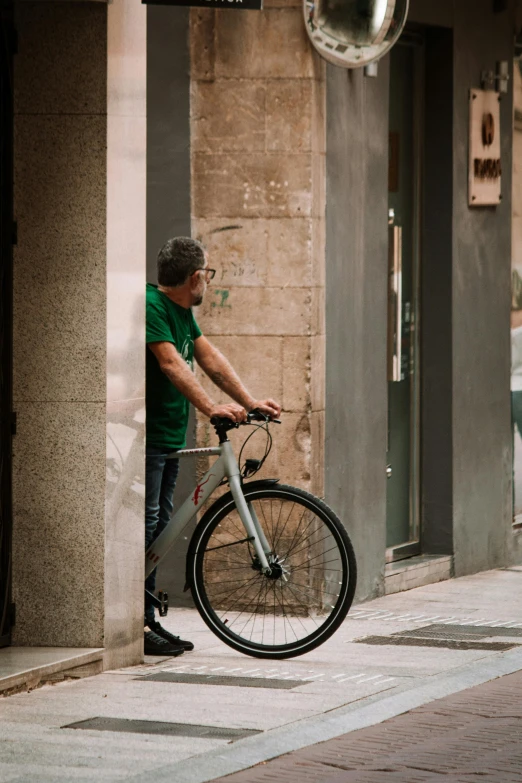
top-left (228, 474), bottom-right (272, 574)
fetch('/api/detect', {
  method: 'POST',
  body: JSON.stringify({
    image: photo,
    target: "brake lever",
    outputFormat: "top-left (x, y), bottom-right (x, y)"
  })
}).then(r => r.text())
top-left (244, 415), bottom-right (282, 425)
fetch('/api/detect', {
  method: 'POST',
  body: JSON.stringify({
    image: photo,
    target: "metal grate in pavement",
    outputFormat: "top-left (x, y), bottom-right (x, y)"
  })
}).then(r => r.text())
top-left (62, 717), bottom-right (261, 740)
top-left (395, 624), bottom-right (522, 640)
top-left (128, 662), bottom-right (397, 687)
top-left (354, 635), bottom-right (517, 652)
top-left (136, 672), bottom-right (303, 689)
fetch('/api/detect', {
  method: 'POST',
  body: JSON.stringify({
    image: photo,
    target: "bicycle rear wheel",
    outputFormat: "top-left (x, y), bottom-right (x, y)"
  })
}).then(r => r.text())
top-left (189, 484), bottom-right (357, 659)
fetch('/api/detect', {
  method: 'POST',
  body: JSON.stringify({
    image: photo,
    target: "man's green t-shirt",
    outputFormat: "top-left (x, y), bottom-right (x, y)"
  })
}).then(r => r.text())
top-left (146, 284), bottom-right (202, 449)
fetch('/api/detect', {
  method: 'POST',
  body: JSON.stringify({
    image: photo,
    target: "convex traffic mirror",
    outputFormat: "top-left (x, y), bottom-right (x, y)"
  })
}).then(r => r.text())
top-left (304, 0), bottom-right (409, 69)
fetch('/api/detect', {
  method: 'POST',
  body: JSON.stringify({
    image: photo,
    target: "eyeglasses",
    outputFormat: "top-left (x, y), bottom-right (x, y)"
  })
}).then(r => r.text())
top-left (194, 267), bottom-right (216, 282)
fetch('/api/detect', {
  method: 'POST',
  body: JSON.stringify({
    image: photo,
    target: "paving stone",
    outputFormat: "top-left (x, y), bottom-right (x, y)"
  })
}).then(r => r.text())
top-left (209, 668), bottom-right (522, 783)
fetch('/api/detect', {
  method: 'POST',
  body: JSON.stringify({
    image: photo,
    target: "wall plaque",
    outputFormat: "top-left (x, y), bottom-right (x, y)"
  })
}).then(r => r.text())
top-left (142, 0), bottom-right (262, 8)
top-left (469, 89), bottom-right (502, 206)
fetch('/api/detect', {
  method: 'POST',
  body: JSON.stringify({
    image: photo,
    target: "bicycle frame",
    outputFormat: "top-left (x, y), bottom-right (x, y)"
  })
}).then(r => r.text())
top-left (145, 440), bottom-right (272, 578)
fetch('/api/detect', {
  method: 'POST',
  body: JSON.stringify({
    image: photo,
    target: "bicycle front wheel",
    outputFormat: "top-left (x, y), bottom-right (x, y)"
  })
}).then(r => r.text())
top-left (189, 484), bottom-right (357, 659)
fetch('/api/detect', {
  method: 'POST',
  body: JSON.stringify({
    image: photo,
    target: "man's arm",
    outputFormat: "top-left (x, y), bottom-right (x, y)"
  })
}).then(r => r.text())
top-left (194, 336), bottom-right (281, 418)
top-left (148, 342), bottom-right (246, 422)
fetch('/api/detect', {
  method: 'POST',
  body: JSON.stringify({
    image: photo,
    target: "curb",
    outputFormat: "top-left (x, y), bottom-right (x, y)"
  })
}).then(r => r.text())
top-left (127, 647), bottom-right (522, 783)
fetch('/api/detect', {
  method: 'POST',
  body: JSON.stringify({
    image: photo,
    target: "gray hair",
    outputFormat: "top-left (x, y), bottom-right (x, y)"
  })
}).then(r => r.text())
top-left (157, 237), bottom-right (206, 287)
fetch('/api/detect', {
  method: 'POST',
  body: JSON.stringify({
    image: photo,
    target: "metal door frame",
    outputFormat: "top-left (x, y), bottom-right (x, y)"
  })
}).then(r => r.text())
top-left (386, 32), bottom-right (425, 564)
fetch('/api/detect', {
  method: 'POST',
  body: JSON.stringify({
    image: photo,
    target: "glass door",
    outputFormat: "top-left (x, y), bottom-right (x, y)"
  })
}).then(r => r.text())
top-left (386, 37), bottom-right (423, 561)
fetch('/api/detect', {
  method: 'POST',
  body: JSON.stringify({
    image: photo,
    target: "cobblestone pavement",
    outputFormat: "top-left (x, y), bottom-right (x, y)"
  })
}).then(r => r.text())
top-left (209, 670), bottom-right (522, 783)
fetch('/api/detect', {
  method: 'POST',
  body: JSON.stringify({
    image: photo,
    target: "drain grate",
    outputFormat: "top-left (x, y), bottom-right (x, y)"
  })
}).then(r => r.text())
top-left (394, 624), bottom-right (522, 640)
top-left (355, 635), bottom-right (517, 651)
top-left (62, 717), bottom-right (261, 740)
top-left (136, 672), bottom-right (302, 689)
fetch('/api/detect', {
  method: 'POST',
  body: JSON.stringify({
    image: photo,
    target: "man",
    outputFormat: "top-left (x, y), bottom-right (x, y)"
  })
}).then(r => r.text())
top-left (145, 237), bottom-right (281, 656)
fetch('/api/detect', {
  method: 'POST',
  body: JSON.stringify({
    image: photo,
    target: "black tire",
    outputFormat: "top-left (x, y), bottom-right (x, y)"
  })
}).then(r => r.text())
top-left (188, 484), bottom-right (357, 659)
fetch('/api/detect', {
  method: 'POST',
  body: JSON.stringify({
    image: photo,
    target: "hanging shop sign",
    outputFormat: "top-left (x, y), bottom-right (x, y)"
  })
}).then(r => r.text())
top-left (469, 89), bottom-right (502, 207)
top-left (142, 0), bottom-right (262, 8)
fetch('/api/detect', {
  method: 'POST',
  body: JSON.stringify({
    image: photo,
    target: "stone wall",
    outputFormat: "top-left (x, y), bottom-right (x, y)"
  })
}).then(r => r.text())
top-left (12, 1), bottom-right (108, 647)
top-left (190, 4), bottom-right (326, 495)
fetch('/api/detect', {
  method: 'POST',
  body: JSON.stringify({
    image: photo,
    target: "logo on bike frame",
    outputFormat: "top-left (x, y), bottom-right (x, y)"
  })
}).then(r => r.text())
top-left (193, 474), bottom-right (215, 506)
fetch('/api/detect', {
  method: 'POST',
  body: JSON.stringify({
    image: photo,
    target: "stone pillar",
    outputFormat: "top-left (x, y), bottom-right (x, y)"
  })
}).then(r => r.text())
top-left (190, 3), bottom-right (325, 495)
top-left (12, 0), bottom-right (146, 667)
top-left (12, 1), bottom-right (108, 648)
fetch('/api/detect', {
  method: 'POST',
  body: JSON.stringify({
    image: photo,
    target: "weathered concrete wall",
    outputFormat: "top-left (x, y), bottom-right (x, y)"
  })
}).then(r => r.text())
top-left (326, 0), bottom-right (518, 597)
top-left (190, 4), bottom-right (326, 496)
top-left (451, 0), bottom-right (515, 576)
top-left (325, 62), bottom-right (390, 602)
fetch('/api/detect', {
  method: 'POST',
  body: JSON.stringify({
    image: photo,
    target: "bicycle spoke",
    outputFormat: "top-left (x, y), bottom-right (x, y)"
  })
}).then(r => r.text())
top-left (219, 513), bottom-right (250, 544)
top-left (193, 488), bottom-right (355, 656)
top-left (257, 501), bottom-right (274, 553)
top-left (283, 529), bottom-right (334, 562)
top-left (205, 552), bottom-right (253, 569)
top-left (265, 499), bottom-right (283, 552)
top-left (269, 500), bottom-right (276, 552)
top-left (235, 579), bottom-right (267, 637)
top-left (204, 564), bottom-right (256, 572)
top-left (284, 583), bottom-right (321, 629)
top-left (286, 539), bottom-right (340, 564)
top-left (291, 561), bottom-right (343, 572)
top-left (273, 580), bottom-right (277, 646)
top-left (218, 575), bottom-right (270, 631)
top-left (283, 507), bottom-right (315, 562)
top-left (202, 576), bottom-right (257, 589)
top-left (209, 573), bottom-right (261, 609)
top-left (207, 572), bottom-right (260, 603)
top-left (272, 501), bottom-right (298, 553)
top-left (261, 578), bottom-right (268, 643)
top-left (284, 582), bottom-right (327, 623)
top-left (250, 580), bottom-right (269, 642)
top-left (211, 522), bottom-right (251, 552)
top-left (272, 584), bottom-right (306, 640)
top-left (277, 582), bottom-right (288, 646)
top-left (281, 508), bottom-right (320, 558)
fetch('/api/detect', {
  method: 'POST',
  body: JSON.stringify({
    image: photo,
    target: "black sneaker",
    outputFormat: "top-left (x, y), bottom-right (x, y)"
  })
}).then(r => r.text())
top-left (149, 620), bottom-right (195, 652)
top-left (144, 630), bottom-right (185, 657)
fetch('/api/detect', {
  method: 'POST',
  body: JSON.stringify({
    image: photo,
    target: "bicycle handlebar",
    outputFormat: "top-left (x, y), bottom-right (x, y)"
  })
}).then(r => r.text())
top-left (210, 409), bottom-right (281, 431)
top-left (245, 410), bottom-right (281, 425)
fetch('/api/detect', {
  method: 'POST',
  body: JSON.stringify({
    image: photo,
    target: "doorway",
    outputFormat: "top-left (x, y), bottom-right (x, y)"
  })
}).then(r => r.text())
top-left (386, 36), bottom-right (423, 562)
top-left (0, 6), bottom-right (15, 647)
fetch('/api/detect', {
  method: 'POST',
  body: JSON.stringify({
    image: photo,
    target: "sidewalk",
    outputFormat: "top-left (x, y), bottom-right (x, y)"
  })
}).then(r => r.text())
top-left (2, 568), bottom-right (522, 782)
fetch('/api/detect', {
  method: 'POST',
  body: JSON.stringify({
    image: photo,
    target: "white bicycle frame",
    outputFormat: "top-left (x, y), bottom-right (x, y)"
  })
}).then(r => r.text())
top-left (145, 441), bottom-right (272, 579)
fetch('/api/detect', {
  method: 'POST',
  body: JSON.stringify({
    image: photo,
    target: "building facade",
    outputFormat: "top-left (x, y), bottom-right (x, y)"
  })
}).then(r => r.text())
top-left (1, 0), bottom-right (521, 670)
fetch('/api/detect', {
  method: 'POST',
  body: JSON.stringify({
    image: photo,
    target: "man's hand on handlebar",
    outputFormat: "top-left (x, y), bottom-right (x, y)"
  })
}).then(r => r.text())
top-left (209, 403), bottom-right (247, 423)
top-left (249, 399), bottom-right (281, 419)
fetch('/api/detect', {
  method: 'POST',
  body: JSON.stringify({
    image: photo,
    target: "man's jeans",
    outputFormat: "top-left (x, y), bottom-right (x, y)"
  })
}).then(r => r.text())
top-left (145, 446), bottom-right (179, 626)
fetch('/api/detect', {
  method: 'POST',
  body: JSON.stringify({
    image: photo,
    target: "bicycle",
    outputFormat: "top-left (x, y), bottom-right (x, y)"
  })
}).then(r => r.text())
top-left (145, 411), bottom-right (357, 659)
